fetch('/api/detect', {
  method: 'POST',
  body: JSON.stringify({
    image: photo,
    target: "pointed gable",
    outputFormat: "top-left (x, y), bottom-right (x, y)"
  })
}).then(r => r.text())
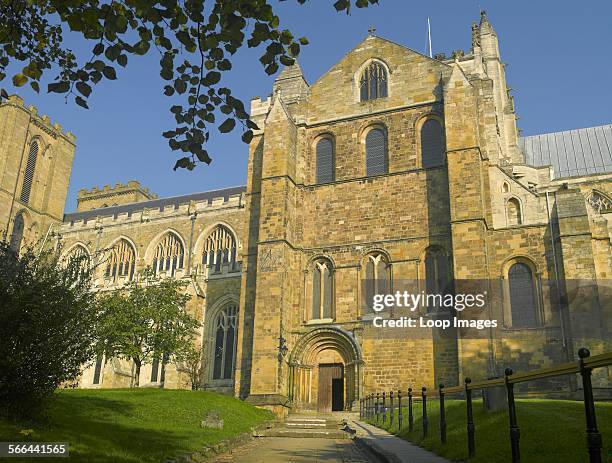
top-left (306, 35), bottom-right (451, 124)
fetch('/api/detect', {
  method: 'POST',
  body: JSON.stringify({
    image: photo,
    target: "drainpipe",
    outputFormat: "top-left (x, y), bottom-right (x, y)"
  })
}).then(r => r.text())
top-left (545, 191), bottom-right (569, 354)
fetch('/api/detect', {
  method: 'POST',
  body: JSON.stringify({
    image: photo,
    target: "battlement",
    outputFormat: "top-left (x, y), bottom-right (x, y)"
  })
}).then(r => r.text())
top-left (63, 186), bottom-right (246, 229)
top-left (1, 94), bottom-right (76, 143)
top-left (76, 180), bottom-right (158, 212)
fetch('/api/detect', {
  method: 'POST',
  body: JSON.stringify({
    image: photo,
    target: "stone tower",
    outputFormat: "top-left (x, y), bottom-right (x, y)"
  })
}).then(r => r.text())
top-left (0, 95), bottom-right (76, 252)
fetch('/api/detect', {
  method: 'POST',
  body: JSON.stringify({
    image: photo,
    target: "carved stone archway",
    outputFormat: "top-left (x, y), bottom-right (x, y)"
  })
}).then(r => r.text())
top-left (288, 326), bottom-right (363, 411)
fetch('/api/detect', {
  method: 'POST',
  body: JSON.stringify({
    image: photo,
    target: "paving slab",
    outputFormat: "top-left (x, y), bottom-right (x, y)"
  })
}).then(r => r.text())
top-left (208, 436), bottom-right (372, 463)
top-left (348, 420), bottom-right (452, 463)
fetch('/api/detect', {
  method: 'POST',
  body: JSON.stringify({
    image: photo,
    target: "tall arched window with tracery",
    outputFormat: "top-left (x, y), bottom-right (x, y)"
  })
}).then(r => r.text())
top-left (105, 239), bottom-right (136, 283)
top-left (152, 232), bottom-right (184, 276)
top-left (506, 198), bottom-right (522, 226)
top-left (20, 141), bottom-right (39, 204)
top-left (203, 225), bottom-right (237, 272)
top-left (360, 61), bottom-right (388, 101)
top-left (9, 213), bottom-right (25, 253)
top-left (212, 304), bottom-right (238, 380)
top-left (63, 244), bottom-right (91, 275)
top-left (586, 191), bottom-right (612, 214)
top-left (421, 119), bottom-right (445, 168)
top-left (312, 258), bottom-right (334, 320)
top-left (363, 252), bottom-right (391, 312)
top-left (508, 262), bottom-right (538, 327)
top-left (425, 247), bottom-right (452, 312)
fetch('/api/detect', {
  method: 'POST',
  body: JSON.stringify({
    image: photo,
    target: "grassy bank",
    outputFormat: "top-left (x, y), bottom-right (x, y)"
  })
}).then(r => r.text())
top-left (0, 388), bottom-right (273, 463)
top-left (367, 398), bottom-right (612, 462)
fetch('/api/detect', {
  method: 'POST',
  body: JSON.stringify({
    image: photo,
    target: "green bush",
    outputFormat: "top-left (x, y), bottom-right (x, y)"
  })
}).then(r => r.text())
top-left (0, 242), bottom-right (98, 417)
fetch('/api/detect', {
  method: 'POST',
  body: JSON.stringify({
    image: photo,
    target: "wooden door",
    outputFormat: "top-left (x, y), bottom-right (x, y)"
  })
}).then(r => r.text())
top-left (318, 363), bottom-right (344, 412)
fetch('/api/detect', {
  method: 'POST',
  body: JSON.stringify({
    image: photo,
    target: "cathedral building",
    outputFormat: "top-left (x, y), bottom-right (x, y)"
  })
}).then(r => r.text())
top-left (1, 12), bottom-right (610, 415)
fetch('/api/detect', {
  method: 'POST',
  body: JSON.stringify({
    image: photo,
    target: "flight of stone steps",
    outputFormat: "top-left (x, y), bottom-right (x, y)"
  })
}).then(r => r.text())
top-left (254, 414), bottom-right (353, 439)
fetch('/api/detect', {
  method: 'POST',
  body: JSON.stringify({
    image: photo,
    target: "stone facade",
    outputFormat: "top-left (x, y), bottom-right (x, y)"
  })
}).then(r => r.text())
top-left (2, 12), bottom-right (610, 412)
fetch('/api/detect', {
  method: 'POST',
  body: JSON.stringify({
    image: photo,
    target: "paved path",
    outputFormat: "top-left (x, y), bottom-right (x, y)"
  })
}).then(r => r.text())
top-left (349, 420), bottom-right (452, 463)
top-left (208, 436), bottom-right (373, 463)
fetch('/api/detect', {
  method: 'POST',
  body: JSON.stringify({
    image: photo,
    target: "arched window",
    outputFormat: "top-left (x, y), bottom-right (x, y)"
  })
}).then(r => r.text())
top-left (20, 140), bottom-right (39, 204)
top-left (152, 232), bottom-right (184, 276)
top-left (506, 198), bottom-right (522, 226)
top-left (312, 258), bottom-right (334, 319)
top-left (421, 119), bottom-right (445, 168)
top-left (9, 213), bottom-right (25, 253)
top-left (316, 137), bottom-right (335, 184)
top-left (365, 128), bottom-right (387, 176)
top-left (425, 247), bottom-right (452, 311)
top-left (508, 262), bottom-right (538, 327)
top-left (203, 225), bottom-right (237, 272)
top-left (104, 239), bottom-right (136, 283)
top-left (92, 354), bottom-right (104, 385)
top-left (212, 304), bottom-right (238, 380)
top-left (63, 244), bottom-right (91, 274)
top-left (360, 61), bottom-right (388, 101)
top-left (150, 353), bottom-right (169, 384)
top-left (363, 252), bottom-right (391, 312)
top-left (586, 191), bottom-right (612, 214)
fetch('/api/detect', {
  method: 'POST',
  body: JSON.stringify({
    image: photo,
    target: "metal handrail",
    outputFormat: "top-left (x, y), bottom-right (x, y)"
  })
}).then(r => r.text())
top-left (359, 347), bottom-right (611, 463)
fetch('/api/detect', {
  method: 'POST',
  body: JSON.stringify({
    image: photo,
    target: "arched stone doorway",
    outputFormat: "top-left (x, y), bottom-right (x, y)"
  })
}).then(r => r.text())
top-left (288, 327), bottom-right (363, 412)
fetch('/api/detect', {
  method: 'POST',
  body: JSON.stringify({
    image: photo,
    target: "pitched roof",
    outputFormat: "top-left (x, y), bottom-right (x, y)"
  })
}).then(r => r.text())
top-left (63, 185), bottom-right (246, 223)
top-left (521, 124), bottom-right (612, 178)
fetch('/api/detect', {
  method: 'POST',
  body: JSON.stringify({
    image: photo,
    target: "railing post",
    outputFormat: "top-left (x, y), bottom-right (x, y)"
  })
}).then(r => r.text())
top-left (408, 387), bottom-right (414, 432)
top-left (579, 348), bottom-right (602, 463)
top-left (382, 391), bottom-right (387, 423)
top-left (367, 393), bottom-right (372, 419)
top-left (390, 390), bottom-right (394, 426)
top-left (360, 397), bottom-right (363, 419)
top-left (505, 368), bottom-right (520, 463)
top-left (376, 392), bottom-right (380, 422)
top-left (439, 383), bottom-right (447, 444)
top-left (422, 387), bottom-right (428, 438)
top-left (398, 390), bottom-right (403, 430)
top-left (465, 377), bottom-right (475, 458)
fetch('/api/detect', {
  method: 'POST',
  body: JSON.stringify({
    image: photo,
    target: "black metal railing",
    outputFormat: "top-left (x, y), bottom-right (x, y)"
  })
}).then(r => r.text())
top-left (359, 347), bottom-right (612, 463)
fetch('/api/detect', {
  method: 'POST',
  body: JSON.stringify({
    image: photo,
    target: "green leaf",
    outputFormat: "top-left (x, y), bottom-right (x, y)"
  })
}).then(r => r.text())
top-left (218, 118), bottom-right (236, 133)
top-left (265, 63), bottom-right (279, 75)
top-left (217, 59), bottom-right (232, 71)
top-left (30, 81), bottom-right (40, 93)
top-left (93, 43), bottom-right (105, 55)
top-left (117, 54), bottom-right (128, 67)
top-left (103, 66), bottom-right (117, 80)
top-left (299, 37), bottom-right (309, 45)
top-left (12, 74), bottom-right (28, 87)
top-left (105, 45), bottom-right (121, 61)
top-left (76, 81), bottom-right (92, 97)
top-left (242, 130), bottom-right (254, 144)
top-left (75, 96), bottom-right (89, 109)
top-left (203, 71), bottom-right (221, 85)
top-left (164, 86), bottom-right (175, 96)
top-left (48, 81), bottom-right (70, 93)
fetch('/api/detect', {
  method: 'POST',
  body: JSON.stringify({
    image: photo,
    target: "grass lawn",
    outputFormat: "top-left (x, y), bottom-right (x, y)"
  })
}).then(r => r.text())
top-left (367, 398), bottom-right (612, 462)
top-left (0, 388), bottom-right (273, 463)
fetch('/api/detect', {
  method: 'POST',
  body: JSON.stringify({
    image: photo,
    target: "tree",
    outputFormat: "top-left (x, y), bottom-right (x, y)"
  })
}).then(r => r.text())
top-left (183, 344), bottom-right (206, 390)
top-left (0, 242), bottom-right (98, 417)
top-left (96, 271), bottom-right (199, 387)
top-left (0, 0), bottom-right (379, 170)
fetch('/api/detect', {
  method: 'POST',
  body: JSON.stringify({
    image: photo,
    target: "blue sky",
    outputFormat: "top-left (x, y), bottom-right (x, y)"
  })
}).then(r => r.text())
top-left (5, 1), bottom-right (612, 211)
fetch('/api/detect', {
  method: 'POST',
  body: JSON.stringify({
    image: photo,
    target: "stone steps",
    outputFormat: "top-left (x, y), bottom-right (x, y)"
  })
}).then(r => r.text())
top-left (254, 413), bottom-right (351, 439)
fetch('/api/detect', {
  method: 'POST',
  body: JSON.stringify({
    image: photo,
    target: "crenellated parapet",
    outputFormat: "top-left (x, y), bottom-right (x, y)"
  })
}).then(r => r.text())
top-left (63, 185), bottom-right (246, 230)
top-left (2, 94), bottom-right (76, 144)
top-left (76, 180), bottom-right (158, 212)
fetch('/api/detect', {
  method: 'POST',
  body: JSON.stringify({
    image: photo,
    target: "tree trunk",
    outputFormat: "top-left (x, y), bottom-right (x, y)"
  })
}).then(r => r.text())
top-left (133, 359), bottom-right (141, 387)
